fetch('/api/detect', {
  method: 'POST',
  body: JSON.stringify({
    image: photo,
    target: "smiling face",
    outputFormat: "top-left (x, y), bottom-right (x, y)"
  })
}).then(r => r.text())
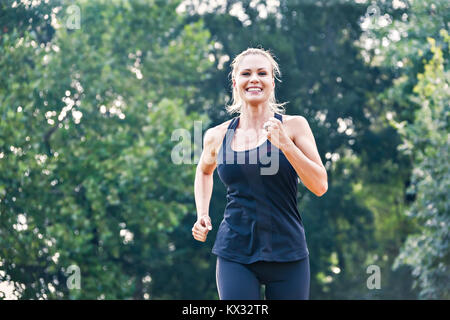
top-left (233, 54), bottom-right (275, 106)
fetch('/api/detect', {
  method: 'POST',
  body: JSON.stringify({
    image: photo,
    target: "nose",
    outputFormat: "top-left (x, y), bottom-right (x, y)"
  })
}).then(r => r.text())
top-left (249, 72), bottom-right (260, 83)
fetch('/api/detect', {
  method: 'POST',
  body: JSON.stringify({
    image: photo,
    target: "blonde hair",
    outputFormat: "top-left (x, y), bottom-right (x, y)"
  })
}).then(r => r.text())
top-left (225, 47), bottom-right (288, 115)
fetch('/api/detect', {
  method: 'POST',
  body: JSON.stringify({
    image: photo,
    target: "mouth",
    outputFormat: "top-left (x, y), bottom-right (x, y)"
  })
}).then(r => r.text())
top-left (245, 87), bottom-right (263, 93)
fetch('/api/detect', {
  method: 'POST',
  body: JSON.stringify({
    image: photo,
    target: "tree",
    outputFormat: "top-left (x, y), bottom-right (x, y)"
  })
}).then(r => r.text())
top-left (358, 0), bottom-right (449, 299)
top-left (392, 31), bottom-right (449, 299)
top-left (0, 0), bottom-right (213, 299)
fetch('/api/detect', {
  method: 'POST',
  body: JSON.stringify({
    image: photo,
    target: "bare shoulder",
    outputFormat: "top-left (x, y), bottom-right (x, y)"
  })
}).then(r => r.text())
top-left (198, 118), bottom-right (234, 174)
top-left (204, 118), bottom-right (235, 155)
top-left (282, 114), bottom-right (307, 124)
top-left (281, 114), bottom-right (309, 138)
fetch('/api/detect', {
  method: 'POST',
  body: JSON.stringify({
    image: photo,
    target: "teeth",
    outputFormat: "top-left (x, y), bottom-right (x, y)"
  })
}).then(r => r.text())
top-left (247, 88), bottom-right (262, 92)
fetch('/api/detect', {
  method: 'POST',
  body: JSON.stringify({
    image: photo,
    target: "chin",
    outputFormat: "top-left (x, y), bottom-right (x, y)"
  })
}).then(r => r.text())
top-left (243, 98), bottom-right (269, 105)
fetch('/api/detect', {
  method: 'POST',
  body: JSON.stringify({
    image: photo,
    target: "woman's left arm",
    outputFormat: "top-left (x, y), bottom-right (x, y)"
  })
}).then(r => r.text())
top-left (276, 116), bottom-right (328, 197)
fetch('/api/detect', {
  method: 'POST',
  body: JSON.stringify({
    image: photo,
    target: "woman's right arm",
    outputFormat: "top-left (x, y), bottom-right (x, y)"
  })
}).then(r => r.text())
top-left (192, 128), bottom-right (218, 242)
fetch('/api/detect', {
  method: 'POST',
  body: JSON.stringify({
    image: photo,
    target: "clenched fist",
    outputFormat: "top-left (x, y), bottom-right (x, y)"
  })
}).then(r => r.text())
top-left (192, 215), bottom-right (213, 242)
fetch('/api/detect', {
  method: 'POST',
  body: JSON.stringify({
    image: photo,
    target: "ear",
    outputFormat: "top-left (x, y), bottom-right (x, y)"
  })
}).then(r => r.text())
top-left (232, 79), bottom-right (236, 88)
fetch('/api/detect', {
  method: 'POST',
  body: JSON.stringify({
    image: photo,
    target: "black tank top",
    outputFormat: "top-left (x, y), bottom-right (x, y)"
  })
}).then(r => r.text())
top-left (212, 112), bottom-right (309, 263)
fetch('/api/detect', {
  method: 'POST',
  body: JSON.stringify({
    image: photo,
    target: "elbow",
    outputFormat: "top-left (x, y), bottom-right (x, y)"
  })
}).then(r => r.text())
top-left (315, 180), bottom-right (328, 197)
top-left (316, 167), bottom-right (328, 197)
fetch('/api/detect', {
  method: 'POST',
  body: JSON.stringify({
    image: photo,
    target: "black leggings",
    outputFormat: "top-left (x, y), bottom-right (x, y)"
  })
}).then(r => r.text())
top-left (216, 255), bottom-right (310, 300)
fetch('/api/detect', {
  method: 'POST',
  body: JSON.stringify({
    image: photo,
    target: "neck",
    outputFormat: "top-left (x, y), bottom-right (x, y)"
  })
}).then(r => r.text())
top-left (239, 104), bottom-right (273, 130)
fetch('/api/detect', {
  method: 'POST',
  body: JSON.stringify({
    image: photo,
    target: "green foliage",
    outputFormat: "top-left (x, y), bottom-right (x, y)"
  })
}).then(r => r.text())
top-left (0, 0), bottom-right (212, 299)
top-left (392, 32), bottom-right (449, 299)
top-left (360, 0), bottom-right (449, 299)
top-left (358, 1), bottom-right (449, 298)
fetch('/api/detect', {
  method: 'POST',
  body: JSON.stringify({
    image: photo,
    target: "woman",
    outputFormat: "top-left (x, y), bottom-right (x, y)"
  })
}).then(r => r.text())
top-left (192, 47), bottom-right (328, 300)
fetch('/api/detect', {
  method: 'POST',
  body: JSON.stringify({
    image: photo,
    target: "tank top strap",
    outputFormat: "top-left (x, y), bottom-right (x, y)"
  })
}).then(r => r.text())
top-left (227, 116), bottom-right (239, 146)
top-left (218, 116), bottom-right (239, 164)
top-left (274, 112), bottom-right (283, 123)
top-left (229, 116), bottom-right (239, 130)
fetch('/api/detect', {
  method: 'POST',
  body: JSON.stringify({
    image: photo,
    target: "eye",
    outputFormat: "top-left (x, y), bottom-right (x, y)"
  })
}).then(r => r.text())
top-left (241, 72), bottom-right (267, 76)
